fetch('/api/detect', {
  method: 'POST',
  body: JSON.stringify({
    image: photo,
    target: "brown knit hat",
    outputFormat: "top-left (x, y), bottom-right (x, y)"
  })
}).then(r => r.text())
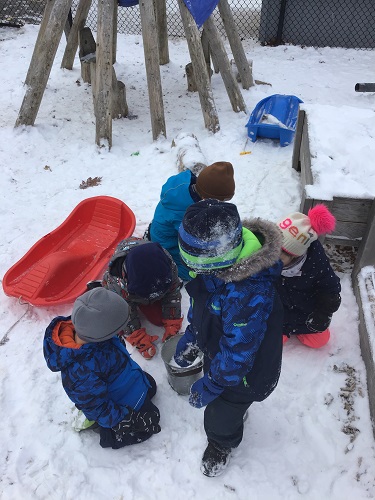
top-left (195, 162), bottom-right (235, 201)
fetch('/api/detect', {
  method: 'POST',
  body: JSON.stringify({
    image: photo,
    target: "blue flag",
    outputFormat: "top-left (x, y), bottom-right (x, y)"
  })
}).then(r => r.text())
top-left (183, 0), bottom-right (219, 28)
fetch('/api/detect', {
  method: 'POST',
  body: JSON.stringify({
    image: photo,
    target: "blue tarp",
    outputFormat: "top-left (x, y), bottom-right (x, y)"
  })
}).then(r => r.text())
top-left (183, 0), bottom-right (219, 28)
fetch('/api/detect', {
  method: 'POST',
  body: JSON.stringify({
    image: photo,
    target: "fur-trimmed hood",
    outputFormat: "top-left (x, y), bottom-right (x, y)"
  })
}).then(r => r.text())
top-left (217, 218), bottom-right (283, 283)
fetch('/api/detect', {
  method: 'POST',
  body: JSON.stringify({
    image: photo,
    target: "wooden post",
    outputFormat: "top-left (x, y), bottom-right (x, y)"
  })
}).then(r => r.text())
top-left (112, 0), bottom-right (117, 64)
top-left (16, 0), bottom-right (73, 127)
top-left (218, 0), bottom-right (254, 89)
top-left (79, 27), bottom-right (96, 83)
top-left (111, 67), bottom-right (128, 118)
top-left (177, 0), bottom-right (219, 133)
top-left (95, 0), bottom-right (114, 148)
top-left (61, 0), bottom-right (92, 70)
top-left (203, 16), bottom-right (247, 113)
top-left (139, 0), bottom-right (166, 140)
top-left (25, 0), bottom-right (55, 85)
top-left (153, 0), bottom-right (169, 65)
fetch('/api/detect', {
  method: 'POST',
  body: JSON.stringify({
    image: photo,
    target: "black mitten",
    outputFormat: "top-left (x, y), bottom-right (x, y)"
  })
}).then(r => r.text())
top-left (306, 311), bottom-right (332, 333)
top-left (112, 408), bottom-right (161, 436)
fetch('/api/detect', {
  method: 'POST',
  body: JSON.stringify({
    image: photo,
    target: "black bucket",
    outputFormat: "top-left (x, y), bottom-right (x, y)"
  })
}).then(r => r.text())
top-left (160, 334), bottom-right (203, 395)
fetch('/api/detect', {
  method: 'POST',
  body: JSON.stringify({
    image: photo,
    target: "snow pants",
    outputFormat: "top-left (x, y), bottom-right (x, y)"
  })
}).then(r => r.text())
top-left (204, 382), bottom-right (254, 450)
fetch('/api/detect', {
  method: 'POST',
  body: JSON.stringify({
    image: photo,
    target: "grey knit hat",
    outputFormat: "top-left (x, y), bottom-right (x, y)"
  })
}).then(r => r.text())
top-left (72, 288), bottom-right (129, 343)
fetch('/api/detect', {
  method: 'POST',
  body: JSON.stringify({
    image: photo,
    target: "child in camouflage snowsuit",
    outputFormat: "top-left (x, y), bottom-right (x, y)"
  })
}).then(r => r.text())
top-left (102, 237), bottom-right (183, 359)
top-left (175, 199), bottom-right (284, 477)
top-left (43, 288), bottom-right (161, 449)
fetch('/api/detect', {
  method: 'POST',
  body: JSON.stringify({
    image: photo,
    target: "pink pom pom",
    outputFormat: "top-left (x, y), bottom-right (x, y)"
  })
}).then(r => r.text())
top-left (308, 204), bottom-right (336, 235)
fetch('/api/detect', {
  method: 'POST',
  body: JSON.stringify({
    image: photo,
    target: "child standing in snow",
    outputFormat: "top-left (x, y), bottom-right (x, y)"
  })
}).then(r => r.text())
top-left (43, 288), bottom-right (161, 449)
top-left (149, 162), bottom-right (235, 281)
top-left (276, 204), bottom-right (341, 348)
top-left (102, 238), bottom-right (183, 359)
top-left (174, 199), bottom-right (284, 477)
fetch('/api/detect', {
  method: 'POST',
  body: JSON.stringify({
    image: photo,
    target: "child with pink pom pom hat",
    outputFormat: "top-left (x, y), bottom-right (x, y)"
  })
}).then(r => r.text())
top-left (276, 204), bottom-right (341, 348)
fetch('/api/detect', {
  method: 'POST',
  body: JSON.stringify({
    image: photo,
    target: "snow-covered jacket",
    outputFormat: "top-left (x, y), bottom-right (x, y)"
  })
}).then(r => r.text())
top-left (276, 240), bottom-right (341, 335)
top-left (43, 317), bottom-right (151, 428)
top-left (102, 238), bottom-right (182, 334)
top-left (150, 170), bottom-right (198, 281)
top-left (182, 218), bottom-right (284, 401)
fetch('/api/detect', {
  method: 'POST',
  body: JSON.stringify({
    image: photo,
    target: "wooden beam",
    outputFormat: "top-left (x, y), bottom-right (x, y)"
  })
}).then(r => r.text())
top-left (139, 0), bottom-right (166, 140)
top-left (61, 0), bottom-right (92, 70)
top-left (203, 16), bottom-right (247, 113)
top-left (95, 0), bottom-right (114, 148)
top-left (177, 0), bottom-right (219, 133)
top-left (16, 0), bottom-right (73, 127)
top-left (153, 0), bottom-right (169, 65)
top-left (218, 0), bottom-right (253, 89)
top-left (292, 109), bottom-right (305, 171)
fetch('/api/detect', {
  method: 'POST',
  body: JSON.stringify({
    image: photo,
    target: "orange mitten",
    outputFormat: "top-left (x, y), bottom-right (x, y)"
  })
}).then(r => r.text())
top-left (162, 318), bottom-right (183, 343)
top-left (124, 328), bottom-right (158, 360)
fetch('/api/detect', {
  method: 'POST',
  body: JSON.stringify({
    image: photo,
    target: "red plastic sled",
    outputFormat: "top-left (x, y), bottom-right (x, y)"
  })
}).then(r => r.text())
top-left (2, 196), bottom-right (136, 306)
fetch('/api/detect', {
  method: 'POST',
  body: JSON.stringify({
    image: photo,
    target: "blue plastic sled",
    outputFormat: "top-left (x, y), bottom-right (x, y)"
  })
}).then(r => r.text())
top-left (245, 94), bottom-right (303, 147)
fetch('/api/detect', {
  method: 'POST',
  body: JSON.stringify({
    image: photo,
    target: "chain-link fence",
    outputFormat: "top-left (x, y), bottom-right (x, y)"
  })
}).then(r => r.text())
top-left (1, 0), bottom-right (374, 48)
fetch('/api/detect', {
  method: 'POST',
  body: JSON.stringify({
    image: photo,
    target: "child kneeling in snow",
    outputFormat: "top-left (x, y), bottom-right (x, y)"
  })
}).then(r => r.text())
top-left (43, 287), bottom-right (161, 449)
top-left (276, 204), bottom-right (341, 348)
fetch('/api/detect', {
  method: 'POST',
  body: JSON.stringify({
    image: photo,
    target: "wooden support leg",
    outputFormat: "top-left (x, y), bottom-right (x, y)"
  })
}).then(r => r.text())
top-left (139, 0), bottom-right (166, 140)
top-left (25, 0), bottom-right (55, 86)
top-left (218, 0), bottom-right (254, 89)
top-left (203, 16), bottom-right (247, 113)
top-left (177, 0), bottom-right (219, 133)
top-left (61, 0), bottom-right (93, 70)
top-left (153, 0), bottom-right (169, 65)
top-left (111, 67), bottom-right (128, 118)
top-left (96, 0), bottom-right (114, 148)
top-left (15, 0), bottom-right (73, 127)
top-left (112, 0), bottom-right (118, 64)
top-left (79, 27), bottom-right (96, 83)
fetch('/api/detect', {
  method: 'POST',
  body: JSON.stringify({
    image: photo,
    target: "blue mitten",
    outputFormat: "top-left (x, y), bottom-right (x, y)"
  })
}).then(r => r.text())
top-left (189, 372), bottom-right (224, 408)
top-left (174, 330), bottom-right (199, 367)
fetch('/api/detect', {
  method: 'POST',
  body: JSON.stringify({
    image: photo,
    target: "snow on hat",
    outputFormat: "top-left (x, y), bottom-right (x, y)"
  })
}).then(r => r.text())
top-left (178, 199), bottom-right (243, 272)
top-left (196, 162), bottom-right (235, 201)
top-left (72, 288), bottom-right (129, 343)
top-left (278, 204), bottom-right (336, 256)
top-left (125, 242), bottom-right (172, 299)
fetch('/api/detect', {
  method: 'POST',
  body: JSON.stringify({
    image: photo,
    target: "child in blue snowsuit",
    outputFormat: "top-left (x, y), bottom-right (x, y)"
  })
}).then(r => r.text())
top-left (174, 199), bottom-right (284, 477)
top-left (276, 205), bottom-right (341, 348)
top-left (149, 162), bottom-right (235, 281)
top-left (43, 288), bottom-right (161, 449)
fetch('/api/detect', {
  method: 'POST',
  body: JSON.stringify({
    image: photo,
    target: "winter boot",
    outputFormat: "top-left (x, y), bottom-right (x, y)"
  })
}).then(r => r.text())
top-left (201, 441), bottom-right (231, 477)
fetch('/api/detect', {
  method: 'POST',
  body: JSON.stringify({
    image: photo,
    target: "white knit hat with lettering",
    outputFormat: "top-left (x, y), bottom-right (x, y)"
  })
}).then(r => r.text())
top-left (277, 204), bottom-right (336, 256)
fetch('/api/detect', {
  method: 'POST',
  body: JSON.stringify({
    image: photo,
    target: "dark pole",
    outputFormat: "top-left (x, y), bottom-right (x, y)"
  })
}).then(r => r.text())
top-left (355, 83), bottom-right (375, 92)
top-left (276, 0), bottom-right (287, 45)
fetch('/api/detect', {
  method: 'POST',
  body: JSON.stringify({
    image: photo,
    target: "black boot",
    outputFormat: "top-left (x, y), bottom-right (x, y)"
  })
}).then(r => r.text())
top-left (201, 441), bottom-right (231, 477)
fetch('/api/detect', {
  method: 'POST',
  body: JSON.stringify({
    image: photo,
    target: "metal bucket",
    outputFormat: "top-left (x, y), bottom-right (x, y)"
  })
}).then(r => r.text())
top-left (161, 334), bottom-right (203, 395)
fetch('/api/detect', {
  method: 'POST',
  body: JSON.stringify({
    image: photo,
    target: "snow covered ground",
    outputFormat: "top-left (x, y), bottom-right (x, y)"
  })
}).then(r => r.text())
top-left (0, 24), bottom-right (375, 499)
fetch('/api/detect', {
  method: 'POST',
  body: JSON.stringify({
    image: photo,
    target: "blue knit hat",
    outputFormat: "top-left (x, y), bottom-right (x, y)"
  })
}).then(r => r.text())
top-left (125, 242), bottom-right (172, 299)
top-left (178, 199), bottom-right (243, 272)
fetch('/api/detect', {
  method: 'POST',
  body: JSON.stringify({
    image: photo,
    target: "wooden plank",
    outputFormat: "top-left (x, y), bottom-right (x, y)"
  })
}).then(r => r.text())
top-left (331, 197), bottom-right (373, 222)
top-left (352, 199), bottom-right (375, 276)
top-left (139, 0), bottom-right (166, 140)
top-left (299, 115), bottom-right (313, 186)
top-left (177, 0), bottom-right (219, 133)
top-left (352, 280), bottom-right (375, 438)
top-left (16, 0), bottom-right (73, 127)
top-left (153, 0), bottom-right (169, 65)
top-left (95, 0), bottom-right (114, 148)
top-left (203, 16), bottom-right (247, 113)
top-left (112, 0), bottom-right (117, 64)
top-left (61, 0), bottom-right (92, 70)
top-left (217, 0), bottom-right (253, 90)
top-left (331, 220), bottom-right (368, 241)
top-left (292, 109), bottom-right (305, 172)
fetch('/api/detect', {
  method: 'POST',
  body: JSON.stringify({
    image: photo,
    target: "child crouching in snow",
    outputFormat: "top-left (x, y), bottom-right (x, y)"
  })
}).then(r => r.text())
top-left (43, 288), bottom-right (161, 449)
top-left (276, 204), bottom-right (341, 348)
